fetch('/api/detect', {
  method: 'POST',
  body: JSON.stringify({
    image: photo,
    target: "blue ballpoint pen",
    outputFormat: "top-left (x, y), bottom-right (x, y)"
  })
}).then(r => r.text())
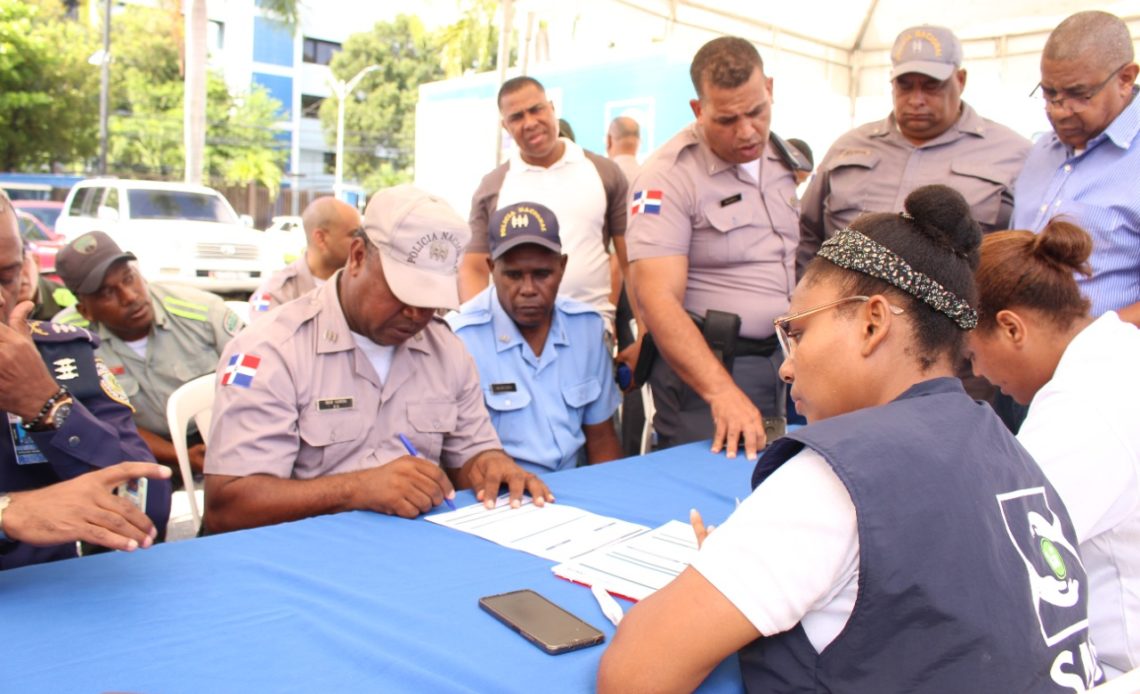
top-left (398, 433), bottom-right (456, 510)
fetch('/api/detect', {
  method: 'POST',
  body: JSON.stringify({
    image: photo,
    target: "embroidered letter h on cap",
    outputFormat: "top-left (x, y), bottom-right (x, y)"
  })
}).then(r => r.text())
top-left (362, 184), bottom-right (471, 311)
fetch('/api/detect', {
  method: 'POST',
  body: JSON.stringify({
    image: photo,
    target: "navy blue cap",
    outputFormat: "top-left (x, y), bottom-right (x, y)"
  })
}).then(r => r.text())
top-left (487, 202), bottom-right (561, 260)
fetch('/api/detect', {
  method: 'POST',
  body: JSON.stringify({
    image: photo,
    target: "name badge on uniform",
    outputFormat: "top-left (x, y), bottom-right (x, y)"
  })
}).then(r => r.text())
top-left (7, 414), bottom-right (48, 466)
top-left (720, 193), bottom-right (743, 207)
top-left (491, 383), bottom-right (517, 394)
top-left (317, 397), bottom-right (354, 411)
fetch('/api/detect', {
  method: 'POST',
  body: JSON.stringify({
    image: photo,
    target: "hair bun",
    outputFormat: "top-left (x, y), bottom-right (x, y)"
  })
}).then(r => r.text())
top-left (903, 185), bottom-right (982, 262)
top-left (1033, 219), bottom-right (1093, 277)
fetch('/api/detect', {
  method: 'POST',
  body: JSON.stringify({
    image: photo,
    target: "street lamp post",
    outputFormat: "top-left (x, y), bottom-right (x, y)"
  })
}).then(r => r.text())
top-left (332, 65), bottom-right (381, 198)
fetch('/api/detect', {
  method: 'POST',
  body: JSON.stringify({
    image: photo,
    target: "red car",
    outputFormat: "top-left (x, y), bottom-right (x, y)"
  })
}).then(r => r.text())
top-left (13, 201), bottom-right (65, 277)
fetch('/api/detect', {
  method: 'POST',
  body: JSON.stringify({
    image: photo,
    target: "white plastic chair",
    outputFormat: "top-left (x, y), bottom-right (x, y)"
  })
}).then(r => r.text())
top-left (224, 300), bottom-right (251, 327)
top-left (165, 374), bottom-right (216, 538)
top-left (639, 383), bottom-right (657, 456)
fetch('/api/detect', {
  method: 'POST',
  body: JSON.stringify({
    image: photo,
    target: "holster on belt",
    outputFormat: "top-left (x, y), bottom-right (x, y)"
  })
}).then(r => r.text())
top-left (632, 333), bottom-right (658, 388)
top-left (694, 310), bottom-right (741, 374)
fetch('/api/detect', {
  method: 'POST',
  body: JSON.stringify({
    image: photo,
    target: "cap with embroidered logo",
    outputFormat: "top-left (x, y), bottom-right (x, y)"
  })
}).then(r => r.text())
top-left (362, 184), bottom-right (470, 310)
top-left (890, 25), bottom-right (963, 81)
top-left (487, 202), bottom-right (562, 261)
top-left (55, 231), bottom-right (137, 295)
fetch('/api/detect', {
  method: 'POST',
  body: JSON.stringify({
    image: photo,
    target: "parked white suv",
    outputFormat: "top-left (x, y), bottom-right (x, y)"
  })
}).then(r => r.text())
top-left (56, 179), bottom-right (268, 293)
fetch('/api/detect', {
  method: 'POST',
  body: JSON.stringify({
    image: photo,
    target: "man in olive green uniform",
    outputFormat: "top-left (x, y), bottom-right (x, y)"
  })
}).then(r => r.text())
top-left (17, 248), bottom-right (76, 321)
top-left (53, 232), bottom-right (242, 478)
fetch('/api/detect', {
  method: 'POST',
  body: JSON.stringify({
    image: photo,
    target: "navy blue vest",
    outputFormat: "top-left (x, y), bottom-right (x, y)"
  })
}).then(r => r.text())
top-left (741, 378), bottom-right (1101, 693)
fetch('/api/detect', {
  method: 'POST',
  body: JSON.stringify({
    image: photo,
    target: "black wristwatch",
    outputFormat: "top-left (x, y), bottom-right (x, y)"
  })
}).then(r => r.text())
top-left (27, 389), bottom-right (74, 433)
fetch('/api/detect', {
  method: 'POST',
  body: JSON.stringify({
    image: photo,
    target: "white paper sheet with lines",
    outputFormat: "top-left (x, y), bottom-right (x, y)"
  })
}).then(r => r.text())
top-left (424, 496), bottom-right (650, 563)
top-left (552, 520), bottom-right (699, 601)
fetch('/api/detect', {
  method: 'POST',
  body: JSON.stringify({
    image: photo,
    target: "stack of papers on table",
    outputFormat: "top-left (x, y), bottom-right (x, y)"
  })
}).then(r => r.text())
top-left (427, 500), bottom-right (699, 601)
top-left (552, 520), bottom-right (698, 602)
top-left (425, 497), bottom-right (649, 563)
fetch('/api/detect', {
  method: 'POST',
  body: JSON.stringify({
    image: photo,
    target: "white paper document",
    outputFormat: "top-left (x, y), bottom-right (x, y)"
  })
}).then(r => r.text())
top-left (552, 520), bottom-right (699, 602)
top-left (425, 497), bottom-right (649, 563)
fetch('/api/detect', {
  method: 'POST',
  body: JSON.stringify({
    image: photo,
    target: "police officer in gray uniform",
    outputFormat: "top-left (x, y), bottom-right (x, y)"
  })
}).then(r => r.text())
top-left (626, 36), bottom-right (808, 460)
top-left (797, 25), bottom-right (1030, 278)
top-left (0, 193), bottom-right (171, 569)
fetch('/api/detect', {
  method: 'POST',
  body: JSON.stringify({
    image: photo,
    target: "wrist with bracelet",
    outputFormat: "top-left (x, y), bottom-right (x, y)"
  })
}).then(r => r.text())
top-left (26, 387), bottom-right (73, 433)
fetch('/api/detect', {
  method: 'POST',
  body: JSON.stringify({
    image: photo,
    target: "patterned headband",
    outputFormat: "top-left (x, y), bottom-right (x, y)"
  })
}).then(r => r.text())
top-left (817, 227), bottom-right (979, 330)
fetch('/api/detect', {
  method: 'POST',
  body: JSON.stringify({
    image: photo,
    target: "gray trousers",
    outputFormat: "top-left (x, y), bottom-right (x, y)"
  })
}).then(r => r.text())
top-left (649, 352), bottom-right (786, 450)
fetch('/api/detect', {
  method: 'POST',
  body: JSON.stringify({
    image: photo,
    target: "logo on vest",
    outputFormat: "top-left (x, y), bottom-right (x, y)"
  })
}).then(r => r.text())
top-left (1040, 538), bottom-right (1067, 580)
top-left (997, 487), bottom-right (1102, 689)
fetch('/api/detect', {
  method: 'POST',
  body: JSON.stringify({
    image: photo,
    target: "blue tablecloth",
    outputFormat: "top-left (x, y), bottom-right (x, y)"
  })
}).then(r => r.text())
top-left (3, 442), bottom-right (754, 693)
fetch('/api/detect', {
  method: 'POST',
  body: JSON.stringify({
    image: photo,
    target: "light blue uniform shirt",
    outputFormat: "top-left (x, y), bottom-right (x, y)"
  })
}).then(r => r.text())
top-left (1012, 89), bottom-right (1140, 316)
top-left (447, 287), bottom-right (620, 474)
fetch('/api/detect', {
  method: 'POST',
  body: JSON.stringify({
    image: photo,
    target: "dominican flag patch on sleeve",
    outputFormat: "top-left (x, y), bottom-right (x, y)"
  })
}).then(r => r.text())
top-left (250, 292), bottom-right (271, 312)
top-left (221, 353), bottom-right (261, 388)
top-left (631, 189), bottom-right (664, 216)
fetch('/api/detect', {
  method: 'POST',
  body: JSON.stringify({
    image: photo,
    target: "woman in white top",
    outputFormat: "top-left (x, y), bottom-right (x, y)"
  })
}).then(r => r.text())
top-left (966, 219), bottom-right (1140, 678)
top-left (598, 186), bottom-right (1099, 693)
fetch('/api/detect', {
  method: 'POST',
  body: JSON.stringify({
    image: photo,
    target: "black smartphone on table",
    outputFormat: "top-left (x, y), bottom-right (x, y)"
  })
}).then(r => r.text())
top-left (479, 589), bottom-right (606, 655)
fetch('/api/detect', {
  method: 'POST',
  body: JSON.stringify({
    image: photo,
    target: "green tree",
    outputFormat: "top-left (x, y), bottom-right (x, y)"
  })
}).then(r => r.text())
top-left (106, 4), bottom-right (286, 191)
top-left (208, 81), bottom-right (288, 196)
top-left (320, 15), bottom-right (444, 188)
top-left (184, 0), bottom-right (297, 184)
top-left (0, 0), bottom-right (98, 170)
top-left (320, 3), bottom-right (505, 190)
top-left (437, 0), bottom-right (500, 78)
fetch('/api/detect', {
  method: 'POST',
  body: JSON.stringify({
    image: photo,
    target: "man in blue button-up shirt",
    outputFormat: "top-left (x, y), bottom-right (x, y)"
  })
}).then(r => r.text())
top-left (449, 202), bottom-right (622, 474)
top-left (1013, 11), bottom-right (1140, 325)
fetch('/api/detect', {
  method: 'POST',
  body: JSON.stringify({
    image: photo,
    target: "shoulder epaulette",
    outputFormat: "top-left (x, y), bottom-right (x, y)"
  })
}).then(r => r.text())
top-left (163, 295), bottom-right (209, 322)
top-left (557, 297), bottom-right (604, 319)
top-left (446, 307), bottom-right (491, 331)
top-left (28, 319), bottom-right (97, 345)
top-left (52, 309), bottom-right (91, 328)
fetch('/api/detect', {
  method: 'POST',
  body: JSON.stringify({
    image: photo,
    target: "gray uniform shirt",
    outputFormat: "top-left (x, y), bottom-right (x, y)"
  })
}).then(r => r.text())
top-left (626, 124), bottom-right (800, 339)
top-left (206, 273), bottom-right (501, 480)
top-left (248, 255), bottom-right (317, 319)
top-left (797, 103), bottom-right (1030, 277)
top-left (54, 282), bottom-right (242, 437)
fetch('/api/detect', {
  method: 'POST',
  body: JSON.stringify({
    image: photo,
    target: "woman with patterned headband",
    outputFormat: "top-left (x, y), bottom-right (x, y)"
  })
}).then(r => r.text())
top-left (966, 219), bottom-right (1140, 679)
top-left (599, 185), bottom-right (1100, 693)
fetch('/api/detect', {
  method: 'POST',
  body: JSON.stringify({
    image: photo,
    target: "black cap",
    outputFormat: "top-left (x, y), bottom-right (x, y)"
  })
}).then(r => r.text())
top-left (55, 231), bottom-right (136, 295)
top-left (487, 202), bottom-right (562, 261)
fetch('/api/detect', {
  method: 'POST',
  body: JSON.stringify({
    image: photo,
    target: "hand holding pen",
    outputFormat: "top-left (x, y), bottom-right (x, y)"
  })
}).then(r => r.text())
top-left (399, 433), bottom-right (457, 510)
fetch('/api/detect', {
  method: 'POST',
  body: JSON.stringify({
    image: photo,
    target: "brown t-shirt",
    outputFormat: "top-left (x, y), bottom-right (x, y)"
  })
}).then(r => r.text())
top-left (466, 140), bottom-right (628, 317)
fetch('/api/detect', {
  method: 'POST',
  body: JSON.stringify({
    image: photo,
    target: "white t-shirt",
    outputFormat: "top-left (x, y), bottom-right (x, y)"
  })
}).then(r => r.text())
top-left (692, 448), bottom-right (859, 652)
top-left (350, 332), bottom-right (395, 385)
top-left (738, 159), bottom-right (761, 184)
top-left (498, 139), bottom-right (614, 320)
top-left (123, 336), bottom-right (148, 359)
top-left (1017, 311), bottom-right (1140, 677)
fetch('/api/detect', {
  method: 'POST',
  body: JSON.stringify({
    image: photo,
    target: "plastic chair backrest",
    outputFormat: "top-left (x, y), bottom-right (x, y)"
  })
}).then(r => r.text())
top-left (165, 374), bottom-right (216, 534)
